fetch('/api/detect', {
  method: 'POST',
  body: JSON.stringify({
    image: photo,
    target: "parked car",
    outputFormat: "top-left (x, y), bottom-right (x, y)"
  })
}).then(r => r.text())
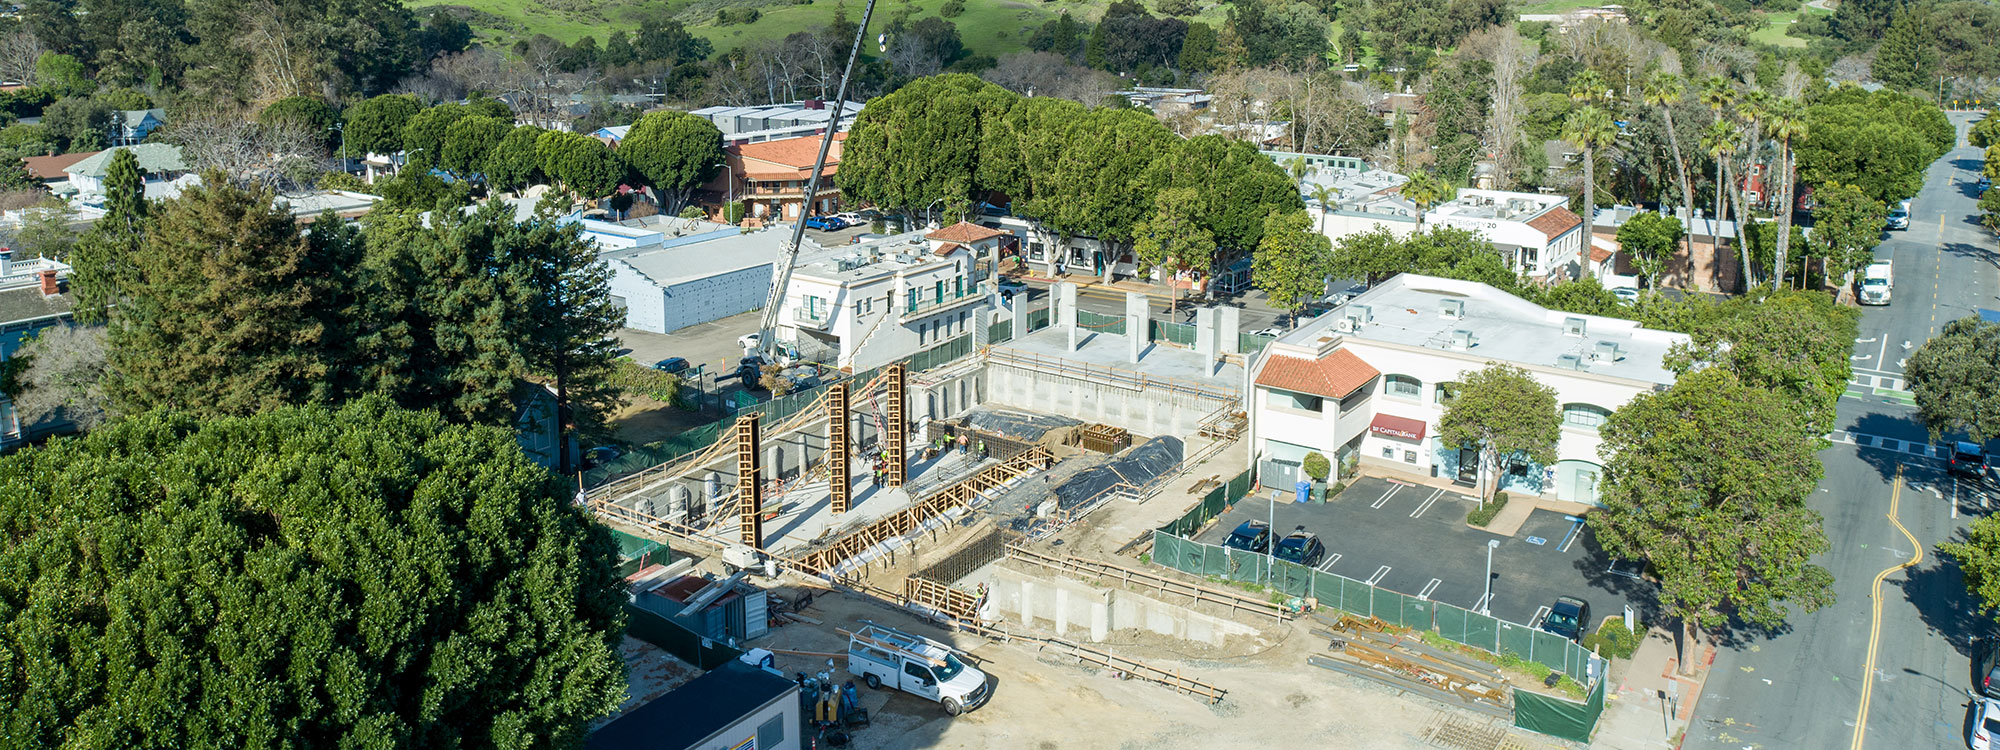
top-left (997, 278), bottom-right (1028, 299)
top-left (1272, 526), bottom-right (1326, 567)
top-left (835, 211), bottom-right (866, 224)
top-left (1978, 696), bottom-right (2000, 750)
top-left (1539, 596), bottom-right (1591, 643)
top-left (738, 332), bottom-right (762, 351)
top-left (804, 215), bottom-right (848, 231)
top-left (1222, 520), bottom-right (1271, 553)
top-left (1886, 207), bottom-right (1910, 230)
top-left (1249, 327), bottom-right (1285, 338)
top-left (580, 445), bottom-right (624, 470)
top-left (1980, 175), bottom-right (1993, 194)
top-left (652, 356), bottom-right (690, 375)
top-left (1978, 640), bottom-right (2000, 698)
top-left (1952, 442), bottom-right (1989, 481)
top-left (1610, 287), bottom-right (1641, 305)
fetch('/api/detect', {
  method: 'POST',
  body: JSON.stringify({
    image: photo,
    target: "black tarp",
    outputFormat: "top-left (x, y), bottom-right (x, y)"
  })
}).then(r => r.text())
top-left (1050, 436), bottom-right (1183, 512)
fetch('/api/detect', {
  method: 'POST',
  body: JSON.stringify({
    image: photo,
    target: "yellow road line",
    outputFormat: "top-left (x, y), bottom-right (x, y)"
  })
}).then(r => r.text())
top-left (1851, 465), bottom-right (1923, 750)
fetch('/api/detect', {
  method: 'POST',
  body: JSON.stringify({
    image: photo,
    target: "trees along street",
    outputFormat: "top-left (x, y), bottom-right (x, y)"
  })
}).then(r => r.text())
top-left (1436, 364), bottom-right (1560, 505)
top-left (1683, 112), bottom-right (2000, 750)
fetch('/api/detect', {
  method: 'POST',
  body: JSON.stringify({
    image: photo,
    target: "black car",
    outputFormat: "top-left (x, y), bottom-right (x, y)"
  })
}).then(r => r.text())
top-left (652, 356), bottom-right (690, 375)
top-left (1540, 596), bottom-right (1591, 643)
top-left (1222, 520), bottom-right (1271, 553)
top-left (1952, 442), bottom-right (1989, 481)
top-left (1272, 526), bottom-right (1326, 567)
top-left (580, 445), bottom-right (624, 470)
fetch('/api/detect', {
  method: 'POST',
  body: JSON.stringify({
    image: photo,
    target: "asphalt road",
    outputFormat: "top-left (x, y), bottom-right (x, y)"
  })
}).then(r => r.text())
top-left (1685, 112), bottom-right (1997, 750)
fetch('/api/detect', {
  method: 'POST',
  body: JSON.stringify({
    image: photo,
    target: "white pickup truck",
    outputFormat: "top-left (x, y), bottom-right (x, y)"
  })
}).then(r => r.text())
top-left (848, 624), bottom-right (991, 715)
top-left (1859, 260), bottom-right (1893, 305)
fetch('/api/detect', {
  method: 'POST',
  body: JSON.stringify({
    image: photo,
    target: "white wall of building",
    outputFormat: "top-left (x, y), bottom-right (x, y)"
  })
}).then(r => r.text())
top-left (778, 247), bottom-right (985, 370)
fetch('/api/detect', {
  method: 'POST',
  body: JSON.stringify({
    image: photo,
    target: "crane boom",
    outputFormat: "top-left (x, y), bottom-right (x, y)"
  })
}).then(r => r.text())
top-left (751, 0), bottom-right (879, 366)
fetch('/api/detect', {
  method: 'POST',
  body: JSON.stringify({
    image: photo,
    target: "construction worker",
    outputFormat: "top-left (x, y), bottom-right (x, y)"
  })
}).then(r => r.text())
top-left (958, 434), bottom-right (969, 454)
top-left (976, 440), bottom-right (986, 458)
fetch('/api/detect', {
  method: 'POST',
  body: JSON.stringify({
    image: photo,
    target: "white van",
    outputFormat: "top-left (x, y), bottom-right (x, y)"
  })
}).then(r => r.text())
top-left (847, 624), bottom-right (991, 715)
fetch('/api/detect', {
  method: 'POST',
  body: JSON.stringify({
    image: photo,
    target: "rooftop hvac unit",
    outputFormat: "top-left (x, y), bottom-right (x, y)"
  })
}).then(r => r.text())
top-left (1557, 354), bottom-right (1585, 371)
top-left (1440, 299), bottom-right (1465, 320)
top-left (1450, 329), bottom-right (1476, 350)
top-left (1345, 304), bottom-right (1372, 327)
top-left (1335, 316), bottom-right (1356, 333)
top-left (1592, 340), bottom-right (1621, 362)
top-left (1563, 316), bottom-right (1587, 337)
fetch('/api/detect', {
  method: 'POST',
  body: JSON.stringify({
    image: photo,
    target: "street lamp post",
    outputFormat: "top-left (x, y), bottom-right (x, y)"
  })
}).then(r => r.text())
top-left (1482, 539), bottom-right (1500, 615)
top-left (328, 123), bottom-right (347, 174)
top-left (1268, 490), bottom-right (1278, 584)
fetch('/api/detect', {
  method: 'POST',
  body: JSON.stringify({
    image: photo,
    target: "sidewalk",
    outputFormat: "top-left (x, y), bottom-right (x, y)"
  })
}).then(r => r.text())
top-left (1592, 626), bottom-right (1714, 749)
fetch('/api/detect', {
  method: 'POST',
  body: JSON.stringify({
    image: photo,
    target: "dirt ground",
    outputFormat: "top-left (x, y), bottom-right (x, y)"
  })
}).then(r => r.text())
top-left (748, 585), bottom-right (1570, 750)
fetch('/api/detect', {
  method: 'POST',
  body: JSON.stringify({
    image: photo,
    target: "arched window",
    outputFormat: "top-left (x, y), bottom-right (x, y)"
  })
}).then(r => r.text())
top-left (1384, 374), bottom-right (1422, 399)
top-left (1563, 403), bottom-right (1612, 429)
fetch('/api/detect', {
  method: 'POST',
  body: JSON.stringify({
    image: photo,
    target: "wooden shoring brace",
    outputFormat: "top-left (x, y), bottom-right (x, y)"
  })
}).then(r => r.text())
top-left (735, 416), bottom-right (764, 548)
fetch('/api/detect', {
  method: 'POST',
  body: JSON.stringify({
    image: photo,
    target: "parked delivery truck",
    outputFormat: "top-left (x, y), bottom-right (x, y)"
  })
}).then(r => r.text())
top-left (1859, 260), bottom-right (1893, 305)
top-left (848, 623), bottom-right (991, 715)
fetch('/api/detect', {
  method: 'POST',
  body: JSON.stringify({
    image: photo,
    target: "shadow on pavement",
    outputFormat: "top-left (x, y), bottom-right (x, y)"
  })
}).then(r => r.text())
top-left (1942, 241), bottom-right (2000, 268)
top-left (1906, 532), bottom-right (1982, 658)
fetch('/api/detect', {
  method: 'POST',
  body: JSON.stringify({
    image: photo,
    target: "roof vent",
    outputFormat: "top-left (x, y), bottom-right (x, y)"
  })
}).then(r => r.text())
top-left (1450, 329), bottom-right (1476, 351)
top-left (1557, 354), bottom-right (1586, 371)
top-left (1563, 316), bottom-right (1587, 337)
top-left (1440, 299), bottom-right (1464, 320)
top-left (1592, 340), bottom-right (1621, 362)
top-left (1345, 304), bottom-right (1372, 329)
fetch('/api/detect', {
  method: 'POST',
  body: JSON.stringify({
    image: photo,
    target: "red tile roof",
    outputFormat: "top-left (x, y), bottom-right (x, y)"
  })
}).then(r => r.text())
top-left (1527, 207), bottom-right (1583, 240)
top-left (926, 221), bottom-right (1008, 244)
top-left (1589, 246), bottom-right (1613, 263)
top-left (732, 131), bottom-right (847, 177)
top-left (22, 150), bottom-right (99, 180)
top-left (933, 242), bottom-right (964, 257)
top-left (1255, 350), bottom-right (1379, 399)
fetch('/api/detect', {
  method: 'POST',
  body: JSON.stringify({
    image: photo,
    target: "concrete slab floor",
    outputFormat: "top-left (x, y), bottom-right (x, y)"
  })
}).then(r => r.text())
top-left (760, 441), bottom-right (1008, 556)
top-left (999, 323), bottom-right (1243, 389)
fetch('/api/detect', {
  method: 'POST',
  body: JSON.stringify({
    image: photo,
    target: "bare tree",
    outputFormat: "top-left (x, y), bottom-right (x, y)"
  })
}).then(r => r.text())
top-left (1471, 26), bottom-right (1536, 188)
top-left (983, 51), bottom-right (1117, 103)
top-left (886, 35), bottom-right (942, 80)
top-left (243, 0), bottom-right (322, 102)
top-left (162, 118), bottom-right (327, 189)
top-left (0, 31), bottom-right (45, 86)
top-left (13, 324), bottom-right (113, 432)
top-left (1827, 53), bottom-right (1873, 83)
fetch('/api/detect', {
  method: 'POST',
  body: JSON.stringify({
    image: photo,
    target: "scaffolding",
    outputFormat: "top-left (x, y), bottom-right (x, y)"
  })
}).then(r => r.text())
top-left (735, 416), bottom-right (763, 549)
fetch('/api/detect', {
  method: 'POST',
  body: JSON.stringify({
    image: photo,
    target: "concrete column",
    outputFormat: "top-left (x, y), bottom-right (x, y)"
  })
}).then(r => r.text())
top-left (1057, 282), bottom-right (1079, 351)
top-left (1125, 291), bottom-right (1147, 363)
top-left (1010, 293), bottom-right (1028, 338)
top-left (1090, 599), bottom-right (1110, 642)
top-left (1194, 307), bottom-right (1217, 359)
top-left (1021, 580), bottom-right (1035, 628)
top-left (1055, 587), bottom-right (1072, 636)
top-left (1218, 306), bottom-right (1242, 354)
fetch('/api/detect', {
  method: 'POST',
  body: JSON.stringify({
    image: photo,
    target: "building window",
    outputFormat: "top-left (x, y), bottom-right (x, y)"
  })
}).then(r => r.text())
top-left (1563, 403), bottom-right (1611, 429)
top-left (1272, 390), bottom-right (1322, 412)
top-left (935, 280), bottom-right (944, 303)
top-left (757, 715), bottom-right (785, 748)
top-left (1382, 444), bottom-right (1396, 458)
top-left (1434, 383), bottom-right (1457, 405)
top-left (1029, 241), bottom-right (1045, 260)
top-left (954, 275), bottom-right (964, 298)
top-left (1384, 374), bottom-right (1421, 400)
top-left (956, 310), bottom-right (967, 334)
top-left (1404, 450), bottom-right (1418, 464)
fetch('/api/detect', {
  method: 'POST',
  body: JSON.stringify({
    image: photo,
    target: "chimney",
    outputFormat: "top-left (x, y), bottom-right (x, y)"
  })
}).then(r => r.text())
top-left (0, 246), bottom-right (10, 277)
top-left (39, 269), bottom-right (58, 296)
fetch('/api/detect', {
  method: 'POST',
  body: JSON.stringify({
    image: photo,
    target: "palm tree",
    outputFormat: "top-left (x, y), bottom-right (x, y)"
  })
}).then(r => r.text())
top-left (1733, 90), bottom-right (1770, 284)
top-left (1645, 71), bottom-right (1695, 283)
top-left (1569, 69), bottom-right (1609, 105)
top-left (1310, 183), bottom-right (1338, 235)
top-left (1402, 171), bottom-right (1450, 235)
top-left (1766, 97), bottom-right (1808, 289)
top-left (1562, 106), bottom-right (1616, 278)
top-left (1702, 119), bottom-right (1753, 289)
top-left (1287, 156), bottom-right (1311, 188)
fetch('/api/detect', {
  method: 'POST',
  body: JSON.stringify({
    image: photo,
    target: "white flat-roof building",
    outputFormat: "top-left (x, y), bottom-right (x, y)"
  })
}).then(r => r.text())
top-left (1423, 189), bottom-right (1585, 282)
top-left (689, 101), bottom-right (865, 138)
top-left (1246, 273), bottom-right (1688, 507)
top-left (778, 221), bottom-right (1007, 371)
top-left (600, 226), bottom-right (790, 334)
top-left (1301, 165), bottom-right (1418, 244)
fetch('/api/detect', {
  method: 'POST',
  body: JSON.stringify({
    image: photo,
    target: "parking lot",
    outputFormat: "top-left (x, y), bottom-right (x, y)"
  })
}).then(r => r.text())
top-left (1195, 476), bottom-right (1647, 631)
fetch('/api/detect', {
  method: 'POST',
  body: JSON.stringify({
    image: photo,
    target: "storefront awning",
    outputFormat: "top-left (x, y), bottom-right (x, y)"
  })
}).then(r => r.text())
top-left (1368, 413), bottom-right (1427, 442)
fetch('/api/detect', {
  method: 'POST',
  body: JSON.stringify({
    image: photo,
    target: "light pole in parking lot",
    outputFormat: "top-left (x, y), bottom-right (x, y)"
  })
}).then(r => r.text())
top-left (1482, 539), bottom-right (1500, 616)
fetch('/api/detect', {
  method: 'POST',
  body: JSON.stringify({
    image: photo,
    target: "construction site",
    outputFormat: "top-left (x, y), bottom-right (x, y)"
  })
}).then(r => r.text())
top-left (584, 279), bottom-right (1631, 750)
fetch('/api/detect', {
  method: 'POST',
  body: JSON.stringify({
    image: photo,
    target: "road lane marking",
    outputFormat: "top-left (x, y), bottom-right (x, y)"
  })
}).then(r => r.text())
top-left (1409, 488), bottom-right (1446, 518)
top-left (1367, 566), bottom-right (1391, 585)
top-left (1372, 485), bottom-right (1404, 509)
top-left (1850, 465), bottom-right (1923, 750)
top-left (1317, 553), bottom-right (1343, 572)
top-left (1417, 578), bottom-right (1442, 600)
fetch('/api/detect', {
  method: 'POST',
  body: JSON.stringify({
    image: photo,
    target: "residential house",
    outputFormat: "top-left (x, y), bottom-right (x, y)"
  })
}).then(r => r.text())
top-left (64, 144), bottom-right (186, 198)
top-left (1423, 189), bottom-right (1585, 282)
top-left (702, 132), bottom-right (847, 222)
top-left (111, 109), bottom-right (165, 146)
top-left (20, 150), bottom-right (98, 190)
top-left (585, 659), bottom-right (799, 750)
top-left (1246, 273), bottom-right (1688, 507)
top-left (776, 223), bottom-right (1000, 372)
top-left (1113, 87), bottom-right (1213, 114)
top-left (0, 249), bottom-right (75, 450)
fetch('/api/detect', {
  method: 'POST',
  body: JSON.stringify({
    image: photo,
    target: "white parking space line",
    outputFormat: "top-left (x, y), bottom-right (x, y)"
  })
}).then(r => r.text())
top-left (1409, 488), bottom-right (1446, 518)
top-left (1472, 593), bottom-right (1493, 613)
top-left (1557, 521), bottom-right (1584, 553)
top-left (1371, 485), bottom-right (1404, 509)
top-left (1417, 578), bottom-right (1443, 600)
top-left (1317, 553), bottom-right (1343, 572)
top-left (1367, 566), bottom-right (1392, 585)
top-left (1531, 605), bottom-right (1552, 626)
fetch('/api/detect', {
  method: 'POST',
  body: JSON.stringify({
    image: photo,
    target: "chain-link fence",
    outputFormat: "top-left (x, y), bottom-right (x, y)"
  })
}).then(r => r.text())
top-left (1077, 309), bottom-right (1127, 334)
top-left (1156, 469), bottom-right (1254, 537)
top-left (1150, 319), bottom-right (1199, 346)
top-left (1239, 332), bottom-right (1276, 353)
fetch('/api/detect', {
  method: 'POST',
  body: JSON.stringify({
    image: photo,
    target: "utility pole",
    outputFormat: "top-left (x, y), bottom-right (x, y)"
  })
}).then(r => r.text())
top-left (1482, 539), bottom-right (1500, 615)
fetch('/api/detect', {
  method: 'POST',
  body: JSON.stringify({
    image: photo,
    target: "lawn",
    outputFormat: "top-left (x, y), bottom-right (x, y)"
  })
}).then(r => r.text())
top-left (1514, 0), bottom-right (1596, 16)
top-left (1749, 10), bottom-right (1808, 48)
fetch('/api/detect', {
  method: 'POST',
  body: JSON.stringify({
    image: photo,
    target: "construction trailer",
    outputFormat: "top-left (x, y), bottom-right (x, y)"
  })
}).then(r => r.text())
top-left (630, 569), bottom-right (772, 643)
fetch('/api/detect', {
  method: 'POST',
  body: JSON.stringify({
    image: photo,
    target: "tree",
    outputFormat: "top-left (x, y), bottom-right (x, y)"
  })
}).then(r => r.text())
top-left (440, 114), bottom-right (511, 180)
top-left (1401, 171), bottom-right (1453, 234)
top-left (1974, 114), bottom-right (2000, 149)
top-left (66, 147), bottom-right (144, 322)
top-left (1906, 316), bottom-right (2000, 441)
top-left (1561, 106), bottom-right (1615, 271)
top-left (1593, 366), bottom-right (1834, 674)
top-left (1671, 290), bottom-right (1857, 436)
top-left (1309, 183), bottom-right (1336, 234)
top-left (509, 216), bottom-right (625, 475)
top-left (1132, 187), bottom-right (1216, 316)
top-left (842, 74), bottom-right (1015, 221)
top-left (486, 124), bottom-right (546, 193)
top-left (1645, 71), bottom-right (1696, 272)
top-left (8, 323), bottom-right (111, 429)
top-left (401, 102), bottom-right (470, 173)
top-left (1806, 182), bottom-right (1888, 284)
top-left (257, 95), bottom-right (337, 151)
top-left (1615, 211), bottom-right (1683, 288)
top-left (342, 93), bottom-right (422, 156)
top-left (1251, 209), bottom-right (1330, 314)
top-left (537, 130), bottom-right (622, 201)
top-left (618, 110), bottom-right (724, 214)
top-left (108, 173), bottom-right (338, 416)
top-left (1873, 7), bottom-right (1937, 91)
top-left (1437, 363), bottom-right (1561, 503)
top-left (1766, 98), bottom-right (1806, 289)
top-left (0, 400), bottom-right (629, 747)
top-left (40, 94), bottom-right (113, 151)
top-left (32, 50), bottom-right (90, 97)
top-left (1795, 85), bottom-right (1953, 205)
top-left (11, 196), bottom-right (75, 261)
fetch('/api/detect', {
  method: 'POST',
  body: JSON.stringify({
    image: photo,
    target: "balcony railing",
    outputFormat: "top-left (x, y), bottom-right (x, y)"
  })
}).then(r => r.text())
top-left (792, 306), bottom-right (832, 329)
top-left (903, 283), bottom-right (989, 317)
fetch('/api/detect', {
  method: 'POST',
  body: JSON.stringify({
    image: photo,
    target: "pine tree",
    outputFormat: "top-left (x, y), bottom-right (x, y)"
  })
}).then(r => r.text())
top-left (506, 215), bottom-right (625, 474)
top-left (1872, 8), bottom-right (1937, 92)
top-left (68, 148), bottom-right (146, 323)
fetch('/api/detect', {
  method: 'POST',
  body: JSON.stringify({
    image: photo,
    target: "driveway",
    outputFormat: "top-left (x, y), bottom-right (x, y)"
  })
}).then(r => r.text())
top-left (1195, 475), bottom-right (1650, 630)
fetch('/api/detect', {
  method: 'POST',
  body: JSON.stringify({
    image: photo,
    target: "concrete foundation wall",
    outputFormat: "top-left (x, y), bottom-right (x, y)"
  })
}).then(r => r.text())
top-left (986, 565), bottom-right (1258, 647)
top-left (985, 362), bottom-right (1225, 437)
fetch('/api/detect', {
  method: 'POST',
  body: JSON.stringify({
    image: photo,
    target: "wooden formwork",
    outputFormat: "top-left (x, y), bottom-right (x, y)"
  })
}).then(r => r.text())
top-left (827, 383), bottom-right (851, 515)
top-left (792, 445), bottom-right (1053, 577)
top-left (1076, 424), bottom-right (1130, 454)
top-left (735, 416), bottom-right (763, 548)
top-left (903, 576), bottom-right (984, 621)
top-left (884, 364), bottom-right (908, 487)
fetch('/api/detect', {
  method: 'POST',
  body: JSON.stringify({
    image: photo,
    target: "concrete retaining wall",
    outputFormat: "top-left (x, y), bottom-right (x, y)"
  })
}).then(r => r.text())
top-left (986, 564), bottom-right (1259, 647)
top-left (985, 363), bottom-right (1223, 437)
